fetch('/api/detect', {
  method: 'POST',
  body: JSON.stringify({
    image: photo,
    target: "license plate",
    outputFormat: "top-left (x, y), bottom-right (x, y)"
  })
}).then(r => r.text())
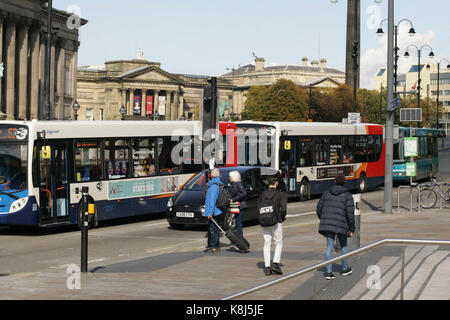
top-left (176, 212), bottom-right (194, 218)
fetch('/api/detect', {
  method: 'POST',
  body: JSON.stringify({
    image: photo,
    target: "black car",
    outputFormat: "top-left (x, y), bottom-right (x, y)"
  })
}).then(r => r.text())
top-left (166, 166), bottom-right (286, 229)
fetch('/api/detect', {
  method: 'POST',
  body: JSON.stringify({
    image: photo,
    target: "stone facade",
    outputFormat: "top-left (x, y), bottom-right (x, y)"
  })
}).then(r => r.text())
top-left (219, 56), bottom-right (345, 116)
top-left (0, 0), bottom-right (87, 120)
top-left (76, 53), bottom-right (232, 121)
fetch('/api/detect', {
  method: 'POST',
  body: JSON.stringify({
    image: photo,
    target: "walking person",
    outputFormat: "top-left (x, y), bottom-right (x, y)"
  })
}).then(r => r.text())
top-left (203, 168), bottom-right (224, 253)
top-left (316, 175), bottom-right (355, 280)
top-left (228, 171), bottom-right (247, 242)
top-left (258, 176), bottom-right (285, 275)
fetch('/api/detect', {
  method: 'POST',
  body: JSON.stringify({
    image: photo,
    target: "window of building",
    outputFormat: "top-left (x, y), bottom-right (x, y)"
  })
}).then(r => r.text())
top-left (105, 139), bottom-right (129, 179)
top-left (75, 140), bottom-right (102, 182)
top-left (86, 109), bottom-right (93, 121)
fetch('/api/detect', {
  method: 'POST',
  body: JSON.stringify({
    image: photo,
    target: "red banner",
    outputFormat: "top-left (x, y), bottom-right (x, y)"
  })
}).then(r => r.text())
top-left (146, 95), bottom-right (153, 115)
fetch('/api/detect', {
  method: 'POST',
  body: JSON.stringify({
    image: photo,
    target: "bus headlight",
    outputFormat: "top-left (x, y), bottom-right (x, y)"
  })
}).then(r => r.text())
top-left (167, 197), bottom-right (173, 211)
top-left (9, 197), bottom-right (29, 213)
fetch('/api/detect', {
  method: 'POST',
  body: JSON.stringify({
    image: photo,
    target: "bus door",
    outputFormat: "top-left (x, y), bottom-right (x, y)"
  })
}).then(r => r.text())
top-left (280, 137), bottom-right (297, 193)
top-left (39, 142), bottom-right (70, 225)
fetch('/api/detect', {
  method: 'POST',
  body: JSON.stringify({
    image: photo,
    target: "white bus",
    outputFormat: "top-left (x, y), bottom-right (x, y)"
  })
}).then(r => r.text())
top-left (234, 121), bottom-right (386, 200)
top-left (0, 120), bottom-right (218, 227)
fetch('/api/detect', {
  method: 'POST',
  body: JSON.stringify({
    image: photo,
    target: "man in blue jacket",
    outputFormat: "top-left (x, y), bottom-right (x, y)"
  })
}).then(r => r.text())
top-left (317, 175), bottom-right (355, 280)
top-left (204, 168), bottom-right (224, 253)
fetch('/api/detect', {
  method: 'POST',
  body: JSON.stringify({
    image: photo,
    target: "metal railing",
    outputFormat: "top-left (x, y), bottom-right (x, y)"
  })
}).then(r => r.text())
top-left (222, 238), bottom-right (450, 300)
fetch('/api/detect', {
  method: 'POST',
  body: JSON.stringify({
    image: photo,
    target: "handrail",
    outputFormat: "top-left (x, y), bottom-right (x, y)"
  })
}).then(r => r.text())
top-left (222, 238), bottom-right (450, 300)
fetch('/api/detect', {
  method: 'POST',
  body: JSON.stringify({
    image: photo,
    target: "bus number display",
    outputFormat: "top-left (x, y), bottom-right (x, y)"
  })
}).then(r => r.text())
top-left (0, 126), bottom-right (28, 141)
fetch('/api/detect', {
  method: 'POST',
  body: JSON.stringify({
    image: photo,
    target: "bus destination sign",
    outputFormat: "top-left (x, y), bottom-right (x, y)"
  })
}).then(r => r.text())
top-left (0, 125), bottom-right (28, 141)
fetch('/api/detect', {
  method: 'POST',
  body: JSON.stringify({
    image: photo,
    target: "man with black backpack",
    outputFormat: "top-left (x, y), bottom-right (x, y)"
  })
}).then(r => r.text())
top-left (203, 168), bottom-right (225, 253)
top-left (258, 176), bottom-right (285, 275)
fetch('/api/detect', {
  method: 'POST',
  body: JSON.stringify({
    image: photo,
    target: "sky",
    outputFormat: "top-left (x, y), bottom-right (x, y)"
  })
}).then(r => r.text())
top-left (54, 0), bottom-right (450, 89)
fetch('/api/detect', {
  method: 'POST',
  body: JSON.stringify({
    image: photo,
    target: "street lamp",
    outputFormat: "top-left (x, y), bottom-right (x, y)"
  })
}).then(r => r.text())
top-left (119, 105), bottom-right (126, 121)
top-left (72, 100), bottom-right (80, 120)
top-left (404, 44), bottom-right (435, 110)
top-left (377, 18), bottom-right (416, 96)
top-left (428, 58), bottom-right (450, 131)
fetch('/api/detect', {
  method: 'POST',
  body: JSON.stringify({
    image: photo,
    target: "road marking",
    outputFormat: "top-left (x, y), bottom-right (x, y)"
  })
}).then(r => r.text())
top-left (286, 212), bottom-right (316, 218)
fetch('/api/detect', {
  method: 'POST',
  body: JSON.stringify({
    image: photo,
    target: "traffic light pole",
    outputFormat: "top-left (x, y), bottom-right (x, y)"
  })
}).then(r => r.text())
top-left (384, 0), bottom-right (395, 214)
top-left (202, 77), bottom-right (218, 170)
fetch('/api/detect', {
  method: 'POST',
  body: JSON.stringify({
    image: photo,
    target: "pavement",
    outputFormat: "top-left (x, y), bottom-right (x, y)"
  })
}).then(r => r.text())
top-left (0, 202), bottom-right (449, 301)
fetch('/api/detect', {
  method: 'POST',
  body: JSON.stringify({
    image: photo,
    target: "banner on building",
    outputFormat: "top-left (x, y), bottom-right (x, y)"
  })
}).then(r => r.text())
top-left (146, 95), bottom-right (153, 115)
top-left (133, 94), bottom-right (142, 115)
top-left (158, 96), bottom-right (166, 116)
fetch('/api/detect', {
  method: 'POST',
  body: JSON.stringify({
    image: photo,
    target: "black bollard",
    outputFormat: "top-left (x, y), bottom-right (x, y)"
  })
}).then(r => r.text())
top-left (81, 186), bottom-right (89, 273)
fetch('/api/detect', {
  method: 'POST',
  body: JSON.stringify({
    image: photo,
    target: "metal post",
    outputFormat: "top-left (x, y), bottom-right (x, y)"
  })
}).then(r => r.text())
top-left (81, 186), bottom-right (89, 273)
top-left (417, 50), bottom-right (421, 111)
top-left (437, 63), bottom-right (440, 132)
top-left (400, 245), bottom-right (406, 300)
top-left (384, 0), bottom-right (395, 214)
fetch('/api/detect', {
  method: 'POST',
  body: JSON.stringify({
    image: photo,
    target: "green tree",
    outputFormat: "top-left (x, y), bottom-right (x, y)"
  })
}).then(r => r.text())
top-left (358, 88), bottom-right (386, 124)
top-left (243, 79), bottom-right (308, 121)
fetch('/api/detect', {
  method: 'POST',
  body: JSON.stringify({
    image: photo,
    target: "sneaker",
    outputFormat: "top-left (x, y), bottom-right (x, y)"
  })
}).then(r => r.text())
top-left (325, 273), bottom-right (336, 280)
top-left (263, 267), bottom-right (272, 276)
top-left (271, 263), bottom-right (283, 275)
top-left (341, 267), bottom-right (353, 276)
top-left (204, 247), bottom-right (219, 253)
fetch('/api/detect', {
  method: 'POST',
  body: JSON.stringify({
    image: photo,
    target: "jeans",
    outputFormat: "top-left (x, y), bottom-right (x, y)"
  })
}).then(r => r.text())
top-left (325, 232), bottom-right (349, 273)
top-left (262, 223), bottom-right (283, 267)
top-left (208, 216), bottom-right (222, 249)
top-left (234, 209), bottom-right (244, 238)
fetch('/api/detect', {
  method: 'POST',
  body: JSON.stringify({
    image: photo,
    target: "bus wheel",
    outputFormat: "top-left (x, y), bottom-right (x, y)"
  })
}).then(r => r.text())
top-left (358, 173), bottom-right (368, 193)
top-left (299, 179), bottom-right (310, 201)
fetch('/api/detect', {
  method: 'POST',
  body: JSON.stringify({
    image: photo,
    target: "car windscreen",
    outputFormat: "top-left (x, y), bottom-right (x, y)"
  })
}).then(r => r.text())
top-left (182, 170), bottom-right (232, 190)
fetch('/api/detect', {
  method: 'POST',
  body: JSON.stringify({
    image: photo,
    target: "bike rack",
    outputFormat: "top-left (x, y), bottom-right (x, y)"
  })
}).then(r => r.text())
top-left (397, 184), bottom-right (420, 213)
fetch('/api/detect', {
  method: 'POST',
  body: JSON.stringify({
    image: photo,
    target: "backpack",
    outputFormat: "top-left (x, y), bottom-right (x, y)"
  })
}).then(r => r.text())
top-left (257, 192), bottom-right (279, 227)
top-left (214, 183), bottom-right (231, 211)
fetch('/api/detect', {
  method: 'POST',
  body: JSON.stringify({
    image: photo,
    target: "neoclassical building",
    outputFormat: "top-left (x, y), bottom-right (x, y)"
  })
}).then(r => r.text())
top-left (76, 51), bottom-right (233, 121)
top-left (219, 56), bottom-right (346, 115)
top-left (77, 53), bottom-right (345, 121)
top-left (0, 0), bottom-right (86, 120)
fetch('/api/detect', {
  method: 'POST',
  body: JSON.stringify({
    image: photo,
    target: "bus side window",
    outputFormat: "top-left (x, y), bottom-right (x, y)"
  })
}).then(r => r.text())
top-left (329, 136), bottom-right (343, 165)
top-left (343, 136), bottom-right (355, 164)
top-left (104, 139), bottom-right (129, 180)
top-left (367, 136), bottom-right (375, 162)
top-left (75, 140), bottom-right (102, 182)
top-left (298, 138), bottom-right (313, 167)
top-left (132, 138), bottom-right (156, 177)
top-left (157, 137), bottom-right (176, 175)
top-left (355, 136), bottom-right (368, 163)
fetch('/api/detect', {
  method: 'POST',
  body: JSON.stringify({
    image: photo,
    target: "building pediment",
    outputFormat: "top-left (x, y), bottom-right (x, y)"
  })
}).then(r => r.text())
top-left (117, 66), bottom-right (183, 84)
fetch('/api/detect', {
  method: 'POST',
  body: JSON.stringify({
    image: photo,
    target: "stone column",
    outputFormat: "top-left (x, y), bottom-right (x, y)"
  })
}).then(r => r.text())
top-left (38, 31), bottom-right (46, 120)
top-left (166, 91), bottom-right (172, 120)
top-left (55, 38), bottom-right (65, 120)
top-left (49, 36), bottom-right (57, 119)
top-left (0, 11), bottom-right (7, 112)
top-left (17, 18), bottom-right (31, 120)
top-left (29, 21), bottom-right (41, 120)
top-left (128, 89), bottom-right (134, 115)
top-left (178, 91), bottom-right (184, 120)
top-left (154, 90), bottom-right (159, 116)
top-left (141, 90), bottom-right (147, 117)
top-left (5, 15), bottom-right (17, 120)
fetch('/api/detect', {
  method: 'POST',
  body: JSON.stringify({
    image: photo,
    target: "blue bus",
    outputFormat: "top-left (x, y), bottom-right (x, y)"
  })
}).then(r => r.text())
top-left (393, 127), bottom-right (439, 182)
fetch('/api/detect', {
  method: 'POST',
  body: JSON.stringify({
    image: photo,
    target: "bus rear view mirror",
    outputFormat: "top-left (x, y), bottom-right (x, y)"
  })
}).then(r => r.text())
top-left (41, 146), bottom-right (51, 159)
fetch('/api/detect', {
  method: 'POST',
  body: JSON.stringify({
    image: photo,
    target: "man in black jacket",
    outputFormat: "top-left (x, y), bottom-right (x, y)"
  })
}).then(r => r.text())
top-left (258, 176), bottom-right (286, 276)
top-left (316, 175), bottom-right (355, 280)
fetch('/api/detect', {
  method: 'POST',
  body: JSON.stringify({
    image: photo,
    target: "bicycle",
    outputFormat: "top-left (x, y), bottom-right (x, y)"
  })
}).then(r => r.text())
top-left (418, 178), bottom-right (450, 209)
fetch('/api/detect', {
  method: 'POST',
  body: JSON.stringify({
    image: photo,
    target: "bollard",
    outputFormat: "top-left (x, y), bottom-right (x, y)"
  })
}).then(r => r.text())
top-left (335, 193), bottom-right (361, 252)
top-left (348, 194), bottom-right (361, 251)
top-left (81, 186), bottom-right (89, 273)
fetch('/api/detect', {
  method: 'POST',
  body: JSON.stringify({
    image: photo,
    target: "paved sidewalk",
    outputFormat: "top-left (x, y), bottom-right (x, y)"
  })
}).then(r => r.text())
top-left (0, 205), bottom-right (449, 300)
